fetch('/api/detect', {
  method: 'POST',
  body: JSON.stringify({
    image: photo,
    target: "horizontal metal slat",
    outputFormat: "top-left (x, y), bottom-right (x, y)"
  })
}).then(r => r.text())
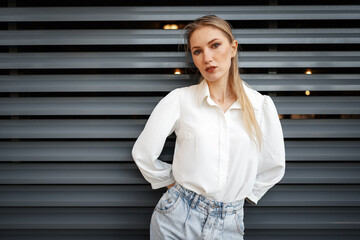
top-left (0, 207), bottom-right (358, 230)
top-left (0, 74), bottom-right (359, 92)
top-left (243, 74), bottom-right (360, 91)
top-left (0, 6), bottom-right (359, 22)
top-left (1, 28), bottom-right (360, 45)
top-left (0, 96), bottom-right (359, 115)
top-left (0, 162), bottom-right (358, 184)
top-left (284, 141), bottom-right (360, 161)
top-left (0, 74), bottom-right (196, 92)
top-left (0, 163), bottom-right (144, 184)
top-left (0, 141), bottom-right (359, 162)
top-left (0, 119), bottom-right (359, 139)
top-left (273, 96), bottom-right (360, 114)
top-left (0, 229), bottom-right (358, 240)
top-left (0, 141), bottom-right (170, 162)
top-left (0, 185), bottom-right (358, 207)
top-left (1, 51), bottom-right (359, 69)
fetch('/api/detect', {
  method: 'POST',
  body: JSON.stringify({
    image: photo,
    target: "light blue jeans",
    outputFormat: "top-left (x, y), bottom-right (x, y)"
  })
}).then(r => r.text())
top-left (150, 182), bottom-right (246, 239)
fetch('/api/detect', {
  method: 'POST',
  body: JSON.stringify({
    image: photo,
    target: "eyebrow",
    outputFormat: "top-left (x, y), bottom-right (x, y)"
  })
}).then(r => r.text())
top-left (191, 38), bottom-right (220, 50)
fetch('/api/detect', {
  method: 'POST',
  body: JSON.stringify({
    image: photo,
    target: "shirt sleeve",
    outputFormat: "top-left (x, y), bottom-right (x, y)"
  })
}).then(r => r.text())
top-left (131, 88), bottom-right (181, 189)
top-left (246, 95), bottom-right (286, 205)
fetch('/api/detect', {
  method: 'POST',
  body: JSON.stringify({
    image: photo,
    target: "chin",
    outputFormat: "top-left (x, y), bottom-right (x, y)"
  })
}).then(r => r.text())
top-left (203, 74), bottom-right (223, 82)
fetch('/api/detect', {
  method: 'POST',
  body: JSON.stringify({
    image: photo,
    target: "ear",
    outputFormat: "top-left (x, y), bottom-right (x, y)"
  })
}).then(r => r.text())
top-left (230, 40), bottom-right (238, 58)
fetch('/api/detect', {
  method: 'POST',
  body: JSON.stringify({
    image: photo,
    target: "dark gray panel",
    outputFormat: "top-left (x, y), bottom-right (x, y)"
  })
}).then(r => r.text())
top-left (0, 6), bottom-right (359, 21)
top-left (0, 96), bottom-right (358, 115)
top-left (0, 119), bottom-right (145, 139)
top-left (0, 74), bottom-right (359, 92)
top-left (0, 141), bottom-right (359, 162)
top-left (242, 229), bottom-right (360, 240)
top-left (0, 229), bottom-right (359, 240)
top-left (0, 185), bottom-right (358, 207)
top-left (0, 119), bottom-right (359, 139)
top-left (272, 97), bottom-right (360, 114)
top-left (1, 52), bottom-right (359, 69)
top-left (280, 119), bottom-right (360, 138)
top-left (0, 207), bottom-right (359, 229)
top-left (0, 74), bottom-right (197, 92)
top-left (242, 74), bottom-right (360, 91)
top-left (0, 229), bottom-right (150, 240)
top-left (0, 141), bottom-right (172, 162)
top-left (284, 141), bottom-right (360, 161)
top-left (1, 28), bottom-right (359, 45)
top-left (0, 162), bottom-right (358, 184)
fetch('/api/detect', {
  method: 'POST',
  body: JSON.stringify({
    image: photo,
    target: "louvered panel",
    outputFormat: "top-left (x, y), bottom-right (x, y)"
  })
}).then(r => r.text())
top-left (0, 74), bottom-right (196, 92)
top-left (0, 229), bottom-right (359, 240)
top-left (0, 162), bottom-right (358, 184)
top-left (0, 119), bottom-right (359, 139)
top-left (1, 51), bottom-right (360, 69)
top-left (243, 74), bottom-right (360, 91)
top-left (284, 141), bottom-right (360, 161)
top-left (1, 28), bottom-right (360, 45)
top-left (1, 74), bottom-right (359, 92)
top-left (0, 96), bottom-right (359, 115)
top-left (0, 185), bottom-right (359, 207)
top-left (0, 6), bottom-right (359, 21)
top-left (0, 141), bottom-right (167, 162)
top-left (0, 207), bottom-right (358, 230)
top-left (1, 2), bottom-right (359, 239)
top-left (0, 141), bottom-right (359, 162)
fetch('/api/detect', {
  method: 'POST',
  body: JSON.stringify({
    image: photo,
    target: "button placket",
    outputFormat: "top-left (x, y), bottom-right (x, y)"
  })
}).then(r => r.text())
top-left (218, 112), bottom-right (228, 191)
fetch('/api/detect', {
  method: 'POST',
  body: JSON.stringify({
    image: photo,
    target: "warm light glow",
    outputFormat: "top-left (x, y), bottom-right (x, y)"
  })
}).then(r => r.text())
top-left (163, 24), bottom-right (179, 30)
top-left (305, 69), bottom-right (312, 75)
top-left (174, 68), bottom-right (181, 75)
top-left (305, 90), bottom-right (310, 96)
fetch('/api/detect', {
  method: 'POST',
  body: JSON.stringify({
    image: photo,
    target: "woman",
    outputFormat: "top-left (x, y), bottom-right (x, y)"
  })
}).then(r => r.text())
top-left (132, 15), bottom-right (285, 239)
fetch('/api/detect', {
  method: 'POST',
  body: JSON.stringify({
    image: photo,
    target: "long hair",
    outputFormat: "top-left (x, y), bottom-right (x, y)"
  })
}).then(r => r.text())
top-left (183, 15), bottom-right (262, 151)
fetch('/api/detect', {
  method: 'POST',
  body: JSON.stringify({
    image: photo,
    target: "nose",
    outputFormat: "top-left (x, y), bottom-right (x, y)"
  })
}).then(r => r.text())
top-left (203, 48), bottom-right (213, 64)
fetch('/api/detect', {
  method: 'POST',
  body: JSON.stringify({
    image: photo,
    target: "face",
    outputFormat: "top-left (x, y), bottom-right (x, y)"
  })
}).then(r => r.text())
top-left (189, 26), bottom-right (238, 83)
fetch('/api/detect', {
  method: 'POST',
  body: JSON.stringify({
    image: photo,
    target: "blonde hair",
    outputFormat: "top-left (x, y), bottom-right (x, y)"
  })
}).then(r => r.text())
top-left (183, 15), bottom-right (262, 151)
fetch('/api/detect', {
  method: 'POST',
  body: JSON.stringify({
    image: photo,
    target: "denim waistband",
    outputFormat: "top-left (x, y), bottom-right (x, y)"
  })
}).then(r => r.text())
top-left (174, 182), bottom-right (244, 217)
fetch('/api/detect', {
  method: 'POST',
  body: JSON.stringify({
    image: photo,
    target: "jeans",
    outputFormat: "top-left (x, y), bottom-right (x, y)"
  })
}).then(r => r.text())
top-left (150, 182), bottom-right (246, 240)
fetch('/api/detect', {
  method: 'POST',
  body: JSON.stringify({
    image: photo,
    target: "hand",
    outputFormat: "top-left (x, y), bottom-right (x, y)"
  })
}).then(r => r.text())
top-left (166, 182), bottom-right (175, 189)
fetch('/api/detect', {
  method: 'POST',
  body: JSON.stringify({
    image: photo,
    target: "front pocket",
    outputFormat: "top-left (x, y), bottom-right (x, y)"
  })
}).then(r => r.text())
top-left (235, 213), bottom-right (245, 236)
top-left (155, 189), bottom-right (182, 214)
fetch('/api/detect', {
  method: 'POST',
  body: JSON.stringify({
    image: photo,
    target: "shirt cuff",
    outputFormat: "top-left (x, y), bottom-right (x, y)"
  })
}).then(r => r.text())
top-left (150, 176), bottom-right (176, 189)
top-left (246, 193), bottom-right (259, 205)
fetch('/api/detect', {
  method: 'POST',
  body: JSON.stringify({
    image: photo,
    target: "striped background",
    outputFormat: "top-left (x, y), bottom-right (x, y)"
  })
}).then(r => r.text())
top-left (0, 1), bottom-right (359, 239)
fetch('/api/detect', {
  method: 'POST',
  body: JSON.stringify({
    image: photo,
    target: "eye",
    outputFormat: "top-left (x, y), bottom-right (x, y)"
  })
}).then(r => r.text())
top-left (193, 50), bottom-right (201, 55)
top-left (212, 43), bottom-right (220, 48)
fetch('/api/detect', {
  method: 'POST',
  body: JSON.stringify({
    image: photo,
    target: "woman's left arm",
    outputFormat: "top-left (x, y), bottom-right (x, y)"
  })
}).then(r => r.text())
top-left (246, 95), bottom-right (286, 205)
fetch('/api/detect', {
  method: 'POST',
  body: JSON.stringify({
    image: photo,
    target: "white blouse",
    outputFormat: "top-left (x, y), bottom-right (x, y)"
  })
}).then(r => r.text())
top-left (132, 79), bottom-right (286, 204)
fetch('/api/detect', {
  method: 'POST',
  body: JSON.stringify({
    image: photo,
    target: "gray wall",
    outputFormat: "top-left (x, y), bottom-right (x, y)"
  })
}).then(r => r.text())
top-left (0, 1), bottom-right (360, 239)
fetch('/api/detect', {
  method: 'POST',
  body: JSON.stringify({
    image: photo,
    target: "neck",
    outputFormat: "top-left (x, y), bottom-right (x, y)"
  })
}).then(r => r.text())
top-left (206, 76), bottom-right (233, 101)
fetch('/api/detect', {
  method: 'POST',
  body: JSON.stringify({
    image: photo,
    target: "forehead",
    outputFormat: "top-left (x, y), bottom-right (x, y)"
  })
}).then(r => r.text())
top-left (189, 26), bottom-right (228, 46)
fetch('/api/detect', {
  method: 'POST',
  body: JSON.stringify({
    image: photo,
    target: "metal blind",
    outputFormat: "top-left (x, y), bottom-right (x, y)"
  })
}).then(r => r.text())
top-left (0, 1), bottom-right (359, 239)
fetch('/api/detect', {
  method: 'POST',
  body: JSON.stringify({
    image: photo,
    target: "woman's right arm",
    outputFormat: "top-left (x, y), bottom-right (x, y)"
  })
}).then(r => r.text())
top-left (131, 88), bottom-right (181, 189)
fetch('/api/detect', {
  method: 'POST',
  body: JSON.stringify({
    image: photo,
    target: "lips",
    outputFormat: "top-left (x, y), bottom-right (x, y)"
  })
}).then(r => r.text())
top-left (205, 66), bottom-right (217, 72)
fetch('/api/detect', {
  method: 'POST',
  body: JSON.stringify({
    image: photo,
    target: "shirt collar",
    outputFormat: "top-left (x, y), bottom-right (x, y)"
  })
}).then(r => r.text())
top-left (196, 79), bottom-right (260, 111)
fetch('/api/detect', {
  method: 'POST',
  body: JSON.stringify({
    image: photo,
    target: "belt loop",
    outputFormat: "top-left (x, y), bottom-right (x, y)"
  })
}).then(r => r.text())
top-left (191, 194), bottom-right (199, 208)
top-left (221, 203), bottom-right (225, 219)
top-left (221, 209), bottom-right (226, 219)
